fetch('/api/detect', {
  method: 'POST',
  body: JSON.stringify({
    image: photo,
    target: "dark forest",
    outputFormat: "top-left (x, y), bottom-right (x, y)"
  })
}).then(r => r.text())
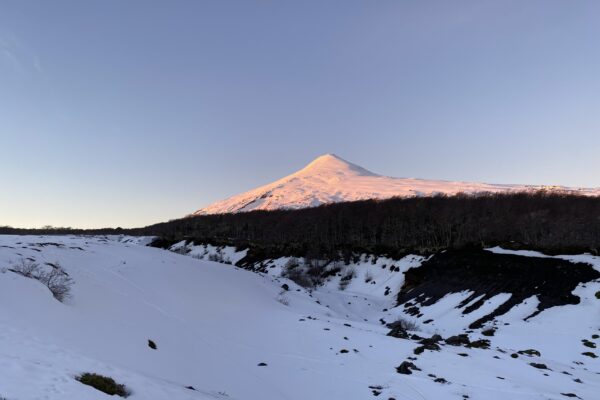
top-left (3, 192), bottom-right (600, 260)
top-left (142, 192), bottom-right (600, 259)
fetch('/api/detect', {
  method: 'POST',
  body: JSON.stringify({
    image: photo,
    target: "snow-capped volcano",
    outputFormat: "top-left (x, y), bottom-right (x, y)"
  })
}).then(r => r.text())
top-left (193, 153), bottom-right (600, 215)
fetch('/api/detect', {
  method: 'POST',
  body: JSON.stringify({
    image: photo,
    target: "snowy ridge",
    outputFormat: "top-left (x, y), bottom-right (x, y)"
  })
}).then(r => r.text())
top-left (193, 154), bottom-right (600, 215)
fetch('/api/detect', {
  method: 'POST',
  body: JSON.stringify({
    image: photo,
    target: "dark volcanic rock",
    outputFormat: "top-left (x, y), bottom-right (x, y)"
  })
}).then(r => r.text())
top-left (418, 335), bottom-right (443, 349)
top-left (529, 363), bottom-right (549, 370)
top-left (582, 339), bottom-right (596, 348)
top-left (518, 349), bottom-right (541, 357)
top-left (404, 306), bottom-right (420, 316)
top-left (387, 326), bottom-right (409, 339)
top-left (386, 320), bottom-right (411, 339)
top-left (396, 249), bottom-right (600, 328)
top-left (429, 334), bottom-right (443, 342)
top-left (396, 361), bottom-right (421, 375)
top-left (445, 334), bottom-right (471, 346)
top-left (414, 341), bottom-right (441, 354)
top-left (467, 339), bottom-right (490, 349)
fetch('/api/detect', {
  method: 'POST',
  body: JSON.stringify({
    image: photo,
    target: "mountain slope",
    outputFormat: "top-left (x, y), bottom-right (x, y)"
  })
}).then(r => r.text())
top-left (193, 154), bottom-right (600, 215)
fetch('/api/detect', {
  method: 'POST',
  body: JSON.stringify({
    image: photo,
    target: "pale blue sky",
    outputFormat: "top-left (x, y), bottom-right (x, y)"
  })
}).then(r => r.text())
top-left (1, 1), bottom-right (599, 228)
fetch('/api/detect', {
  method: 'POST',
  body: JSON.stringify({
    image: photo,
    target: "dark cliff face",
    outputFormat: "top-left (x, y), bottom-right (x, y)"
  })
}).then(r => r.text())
top-left (397, 249), bottom-right (600, 328)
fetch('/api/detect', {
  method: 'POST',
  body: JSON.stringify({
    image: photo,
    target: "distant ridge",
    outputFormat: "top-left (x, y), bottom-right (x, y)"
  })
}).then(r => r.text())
top-left (192, 153), bottom-right (600, 215)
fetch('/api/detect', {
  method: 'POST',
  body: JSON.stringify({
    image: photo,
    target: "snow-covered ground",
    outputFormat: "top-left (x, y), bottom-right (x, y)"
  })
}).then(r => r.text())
top-left (193, 154), bottom-right (600, 215)
top-left (1, 235), bottom-right (599, 399)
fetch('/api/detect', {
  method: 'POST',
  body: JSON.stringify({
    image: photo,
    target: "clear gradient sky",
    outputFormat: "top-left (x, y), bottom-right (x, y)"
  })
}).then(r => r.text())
top-left (1, 1), bottom-right (599, 228)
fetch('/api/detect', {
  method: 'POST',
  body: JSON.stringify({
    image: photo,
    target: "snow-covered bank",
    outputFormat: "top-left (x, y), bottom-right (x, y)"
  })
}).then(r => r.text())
top-left (1, 235), bottom-right (599, 399)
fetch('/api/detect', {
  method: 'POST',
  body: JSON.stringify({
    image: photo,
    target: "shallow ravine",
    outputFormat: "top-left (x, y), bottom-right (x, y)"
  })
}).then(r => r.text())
top-left (0, 235), bottom-right (598, 400)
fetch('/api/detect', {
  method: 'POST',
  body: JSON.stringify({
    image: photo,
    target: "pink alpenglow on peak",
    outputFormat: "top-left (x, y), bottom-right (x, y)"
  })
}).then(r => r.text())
top-left (296, 153), bottom-right (379, 178)
top-left (192, 154), bottom-right (600, 215)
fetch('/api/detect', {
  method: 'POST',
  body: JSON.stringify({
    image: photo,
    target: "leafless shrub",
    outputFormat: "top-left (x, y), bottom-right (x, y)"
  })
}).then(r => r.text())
top-left (338, 268), bottom-right (355, 290)
top-left (276, 291), bottom-right (290, 306)
top-left (10, 258), bottom-right (38, 278)
top-left (208, 251), bottom-right (225, 263)
top-left (284, 257), bottom-right (300, 269)
top-left (281, 256), bottom-right (335, 288)
top-left (173, 243), bottom-right (190, 255)
top-left (9, 259), bottom-right (73, 302)
top-left (41, 267), bottom-right (74, 302)
top-left (389, 317), bottom-right (420, 332)
top-left (282, 265), bottom-right (314, 288)
top-left (281, 258), bottom-right (315, 288)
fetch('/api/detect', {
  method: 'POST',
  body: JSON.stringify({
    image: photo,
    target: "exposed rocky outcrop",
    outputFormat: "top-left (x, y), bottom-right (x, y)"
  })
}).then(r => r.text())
top-left (396, 249), bottom-right (600, 328)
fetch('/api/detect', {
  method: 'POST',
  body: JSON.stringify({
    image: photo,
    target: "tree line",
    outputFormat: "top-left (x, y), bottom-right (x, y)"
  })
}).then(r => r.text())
top-left (136, 192), bottom-right (600, 259)
top-left (3, 192), bottom-right (599, 260)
